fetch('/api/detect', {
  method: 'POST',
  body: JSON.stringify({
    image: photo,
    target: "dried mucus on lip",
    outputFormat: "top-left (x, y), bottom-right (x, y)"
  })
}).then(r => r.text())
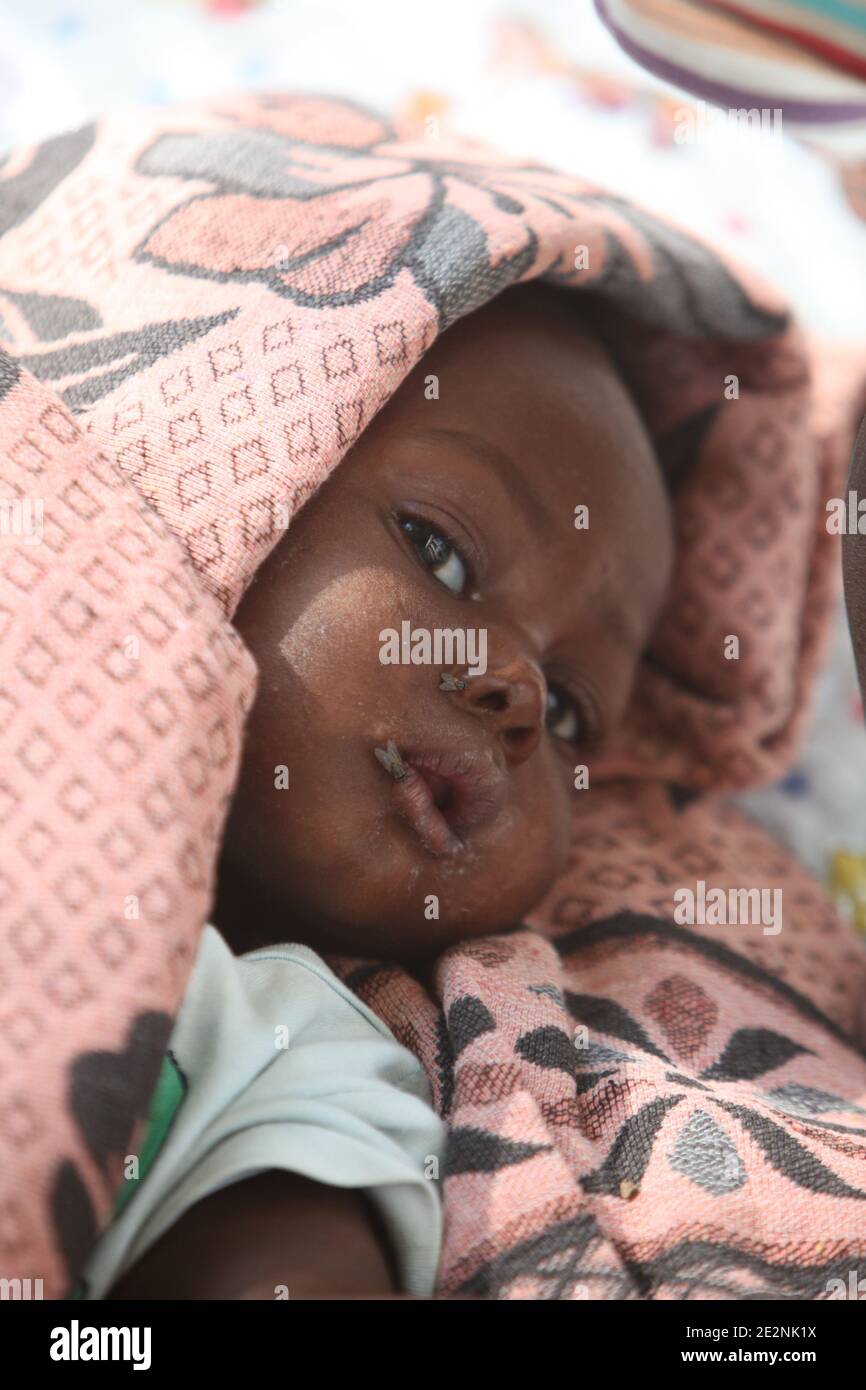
top-left (374, 738), bottom-right (408, 781)
top-left (439, 673), bottom-right (466, 691)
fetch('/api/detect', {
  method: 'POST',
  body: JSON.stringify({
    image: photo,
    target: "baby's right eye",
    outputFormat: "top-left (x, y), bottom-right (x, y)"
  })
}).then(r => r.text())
top-left (400, 517), bottom-right (468, 595)
top-left (545, 683), bottom-right (584, 745)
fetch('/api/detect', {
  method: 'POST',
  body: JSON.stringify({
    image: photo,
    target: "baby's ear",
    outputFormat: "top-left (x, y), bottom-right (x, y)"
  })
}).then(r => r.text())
top-left (842, 416), bottom-right (866, 706)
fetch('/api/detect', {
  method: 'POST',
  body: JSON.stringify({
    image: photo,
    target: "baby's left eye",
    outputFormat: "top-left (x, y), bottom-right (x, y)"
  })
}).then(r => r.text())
top-left (545, 683), bottom-right (583, 744)
top-left (401, 517), bottom-right (467, 594)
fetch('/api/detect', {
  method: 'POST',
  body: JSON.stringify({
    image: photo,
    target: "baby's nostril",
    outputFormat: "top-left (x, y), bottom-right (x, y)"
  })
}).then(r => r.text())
top-left (503, 726), bottom-right (528, 747)
top-left (478, 690), bottom-right (508, 713)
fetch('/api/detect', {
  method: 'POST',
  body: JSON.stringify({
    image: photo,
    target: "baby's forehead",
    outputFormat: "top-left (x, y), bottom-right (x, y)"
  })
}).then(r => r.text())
top-left (395, 296), bottom-right (657, 485)
top-left (386, 289), bottom-right (627, 441)
top-left (431, 281), bottom-right (609, 365)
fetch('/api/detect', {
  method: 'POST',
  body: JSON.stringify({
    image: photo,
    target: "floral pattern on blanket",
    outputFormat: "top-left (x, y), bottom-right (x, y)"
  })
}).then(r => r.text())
top-left (130, 95), bottom-right (786, 340)
top-left (349, 901), bottom-right (866, 1299)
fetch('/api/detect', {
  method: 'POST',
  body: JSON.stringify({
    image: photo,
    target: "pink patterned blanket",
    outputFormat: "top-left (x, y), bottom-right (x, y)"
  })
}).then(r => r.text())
top-left (1, 93), bottom-right (865, 1299)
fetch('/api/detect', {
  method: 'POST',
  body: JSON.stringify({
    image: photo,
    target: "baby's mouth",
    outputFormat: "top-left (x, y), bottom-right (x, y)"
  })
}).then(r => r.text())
top-left (372, 738), bottom-right (506, 858)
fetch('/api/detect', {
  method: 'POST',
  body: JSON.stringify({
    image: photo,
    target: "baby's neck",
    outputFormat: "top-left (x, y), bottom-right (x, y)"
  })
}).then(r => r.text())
top-left (211, 853), bottom-right (293, 956)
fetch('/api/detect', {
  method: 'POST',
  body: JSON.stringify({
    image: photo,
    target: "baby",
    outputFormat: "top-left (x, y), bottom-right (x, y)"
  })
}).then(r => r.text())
top-left (79, 281), bottom-right (673, 1300)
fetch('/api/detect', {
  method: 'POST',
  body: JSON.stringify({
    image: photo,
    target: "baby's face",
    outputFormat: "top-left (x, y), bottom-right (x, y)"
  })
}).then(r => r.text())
top-left (219, 287), bottom-right (674, 960)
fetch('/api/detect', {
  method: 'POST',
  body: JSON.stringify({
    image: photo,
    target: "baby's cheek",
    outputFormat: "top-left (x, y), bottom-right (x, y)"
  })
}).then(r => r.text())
top-left (275, 564), bottom-right (421, 730)
top-left (526, 759), bottom-right (575, 891)
top-left (479, 757), bottom-right (573, 921)
top-left (535, 822), bottom-right (572, 911)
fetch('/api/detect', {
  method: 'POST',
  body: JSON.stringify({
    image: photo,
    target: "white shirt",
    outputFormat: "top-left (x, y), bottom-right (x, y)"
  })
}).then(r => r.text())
top-left (78, 924), bottom-right (444, 1298)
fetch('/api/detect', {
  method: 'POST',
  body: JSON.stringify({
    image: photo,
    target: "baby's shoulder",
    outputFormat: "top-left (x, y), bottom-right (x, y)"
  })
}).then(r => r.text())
top-left (187, 923), bottom-right (396, 1039)
top-left (173, 924), bottom-right (424, 1092)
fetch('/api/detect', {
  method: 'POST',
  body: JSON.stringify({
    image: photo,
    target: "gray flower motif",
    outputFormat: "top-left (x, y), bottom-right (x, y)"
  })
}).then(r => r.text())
top-left (669, 1108), bottom-right (747, 1195)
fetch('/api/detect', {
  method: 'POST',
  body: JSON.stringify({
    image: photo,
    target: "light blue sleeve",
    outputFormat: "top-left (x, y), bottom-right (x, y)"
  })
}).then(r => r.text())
top-left (79, 926), bottom-right (445, 1298)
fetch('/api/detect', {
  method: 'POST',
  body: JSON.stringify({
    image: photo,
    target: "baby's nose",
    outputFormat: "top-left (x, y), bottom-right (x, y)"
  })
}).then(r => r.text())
top-left (461, 659), bottom-right (546, 765)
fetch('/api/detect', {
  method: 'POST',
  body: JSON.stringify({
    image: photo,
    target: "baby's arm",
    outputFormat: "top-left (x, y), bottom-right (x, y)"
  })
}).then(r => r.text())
top-left (89, 930), bottom-right (444, 1301)
top-left (107, 1168), bottom-right (400, 1300)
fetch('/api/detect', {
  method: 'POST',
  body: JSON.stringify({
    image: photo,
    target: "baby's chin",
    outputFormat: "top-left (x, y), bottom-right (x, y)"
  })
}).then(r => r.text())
top-left (294, 903), bottom-right (526, 964)
top-left (279, 840), bottom-right (554, 962)
top-left (288, 787), bottom-right (568, 959)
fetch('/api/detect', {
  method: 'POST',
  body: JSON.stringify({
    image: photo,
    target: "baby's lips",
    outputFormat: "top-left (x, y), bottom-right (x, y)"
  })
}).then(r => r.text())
top-left (373, 738), bottom-right (463, 856)
top-left (372, 736), bottom-right (507, 856)
top-left (391, 765), bottom-right (464, 857)
top-left (399, 741), bottom-right (507, 837)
